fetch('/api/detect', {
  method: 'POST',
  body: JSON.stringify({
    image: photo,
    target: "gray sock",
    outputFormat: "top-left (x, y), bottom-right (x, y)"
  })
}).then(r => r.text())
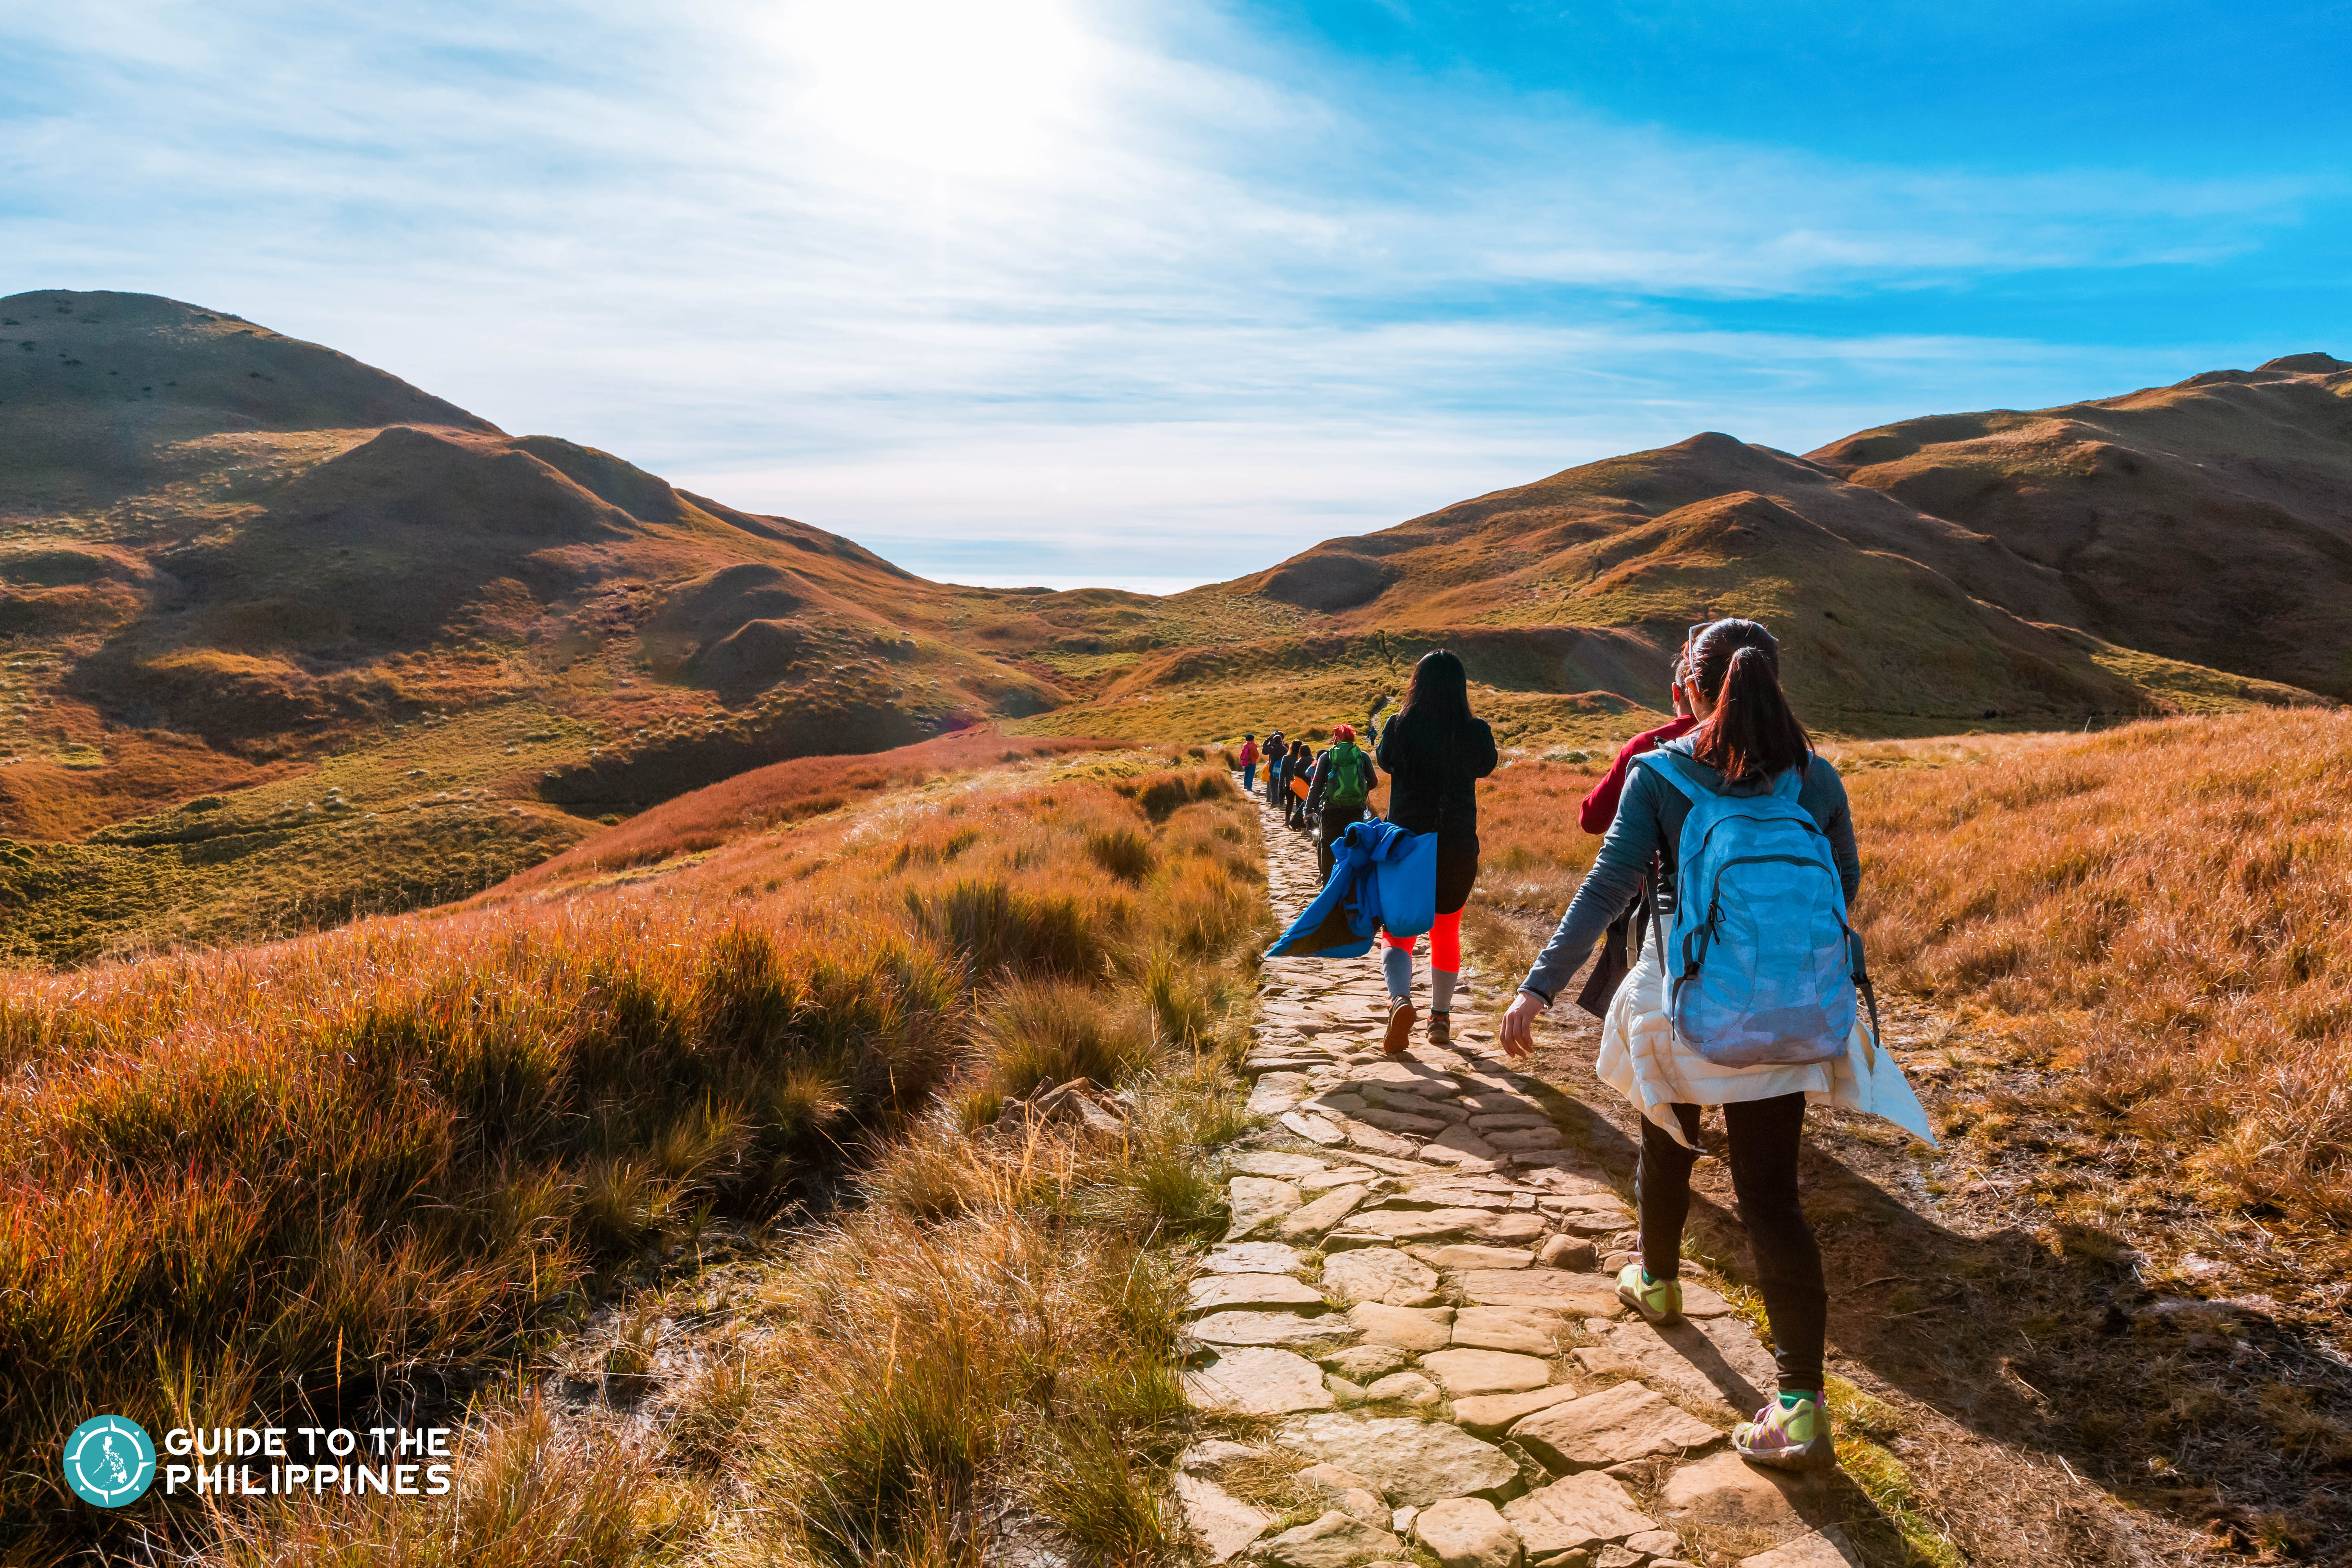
top-left (1432, 969), bottom-right (1458, 1013)
top-left (1383, 946), bottom-right (1413, 1001)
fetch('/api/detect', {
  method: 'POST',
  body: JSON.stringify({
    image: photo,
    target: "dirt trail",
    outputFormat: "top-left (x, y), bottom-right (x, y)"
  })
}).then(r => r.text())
top-left (1178, 781), bottom-right (2213, 1568)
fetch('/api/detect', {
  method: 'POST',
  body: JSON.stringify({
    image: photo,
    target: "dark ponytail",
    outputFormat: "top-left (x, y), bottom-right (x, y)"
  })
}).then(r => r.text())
top-left (1688, 619), bottom-right (1809, 782)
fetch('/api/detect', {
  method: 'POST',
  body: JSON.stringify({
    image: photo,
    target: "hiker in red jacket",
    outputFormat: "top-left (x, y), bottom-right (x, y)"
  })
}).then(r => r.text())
top-left (1238, 733), bottom-right (1260, 793)
top-left (1579, 648), bottom-right (1697, 831)
top-left (1564, 648), bottom-right (1695, 1018)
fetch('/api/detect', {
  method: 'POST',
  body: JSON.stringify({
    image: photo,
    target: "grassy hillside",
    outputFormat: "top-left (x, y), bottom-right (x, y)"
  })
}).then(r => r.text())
top-left (0, 743), bottom-right (1264, 1557)
top-left (1814, 353), bottom-right (2352, 699)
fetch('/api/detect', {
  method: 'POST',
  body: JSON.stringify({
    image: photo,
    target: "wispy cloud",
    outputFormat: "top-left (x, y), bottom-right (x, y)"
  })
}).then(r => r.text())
top-left (2, 0), bottom-right (2342, 588)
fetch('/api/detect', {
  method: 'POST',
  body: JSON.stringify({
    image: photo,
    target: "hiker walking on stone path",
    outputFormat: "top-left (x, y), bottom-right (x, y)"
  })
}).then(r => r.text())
top-left (1263, 731), bottom-right (1286, 806)
top-left (1238, 733), bottom-right (1260, 793)
top-left (1374, 649), bottom-right (1499, 1056)
top-left (1499, 617), bottom-right (1929, 1475)
top-left (1285, 737), bottom-right (1316, 831)
top-left (1304, 722), bottom-right (1377, 881)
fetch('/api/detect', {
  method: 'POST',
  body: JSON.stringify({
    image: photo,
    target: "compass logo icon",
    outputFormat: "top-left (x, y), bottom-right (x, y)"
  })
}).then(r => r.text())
top-left (63, 1416), bottom-right (157, 1508)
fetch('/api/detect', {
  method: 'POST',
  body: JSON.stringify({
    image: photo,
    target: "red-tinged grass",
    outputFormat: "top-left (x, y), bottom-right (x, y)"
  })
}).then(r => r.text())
top-left (494, 731), bottom-right (1126, 893)
top-left (0, 760), bottom-right (1252, 1555)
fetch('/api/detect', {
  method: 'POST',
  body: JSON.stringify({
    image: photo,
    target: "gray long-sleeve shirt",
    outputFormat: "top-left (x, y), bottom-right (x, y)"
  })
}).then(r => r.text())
top-left (1518, 743), bottom-right (1861, 1004)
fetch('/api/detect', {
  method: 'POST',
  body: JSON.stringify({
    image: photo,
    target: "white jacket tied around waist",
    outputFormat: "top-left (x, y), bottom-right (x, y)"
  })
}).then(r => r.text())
top-left (1598, 924), bottom-right (1937, 1151)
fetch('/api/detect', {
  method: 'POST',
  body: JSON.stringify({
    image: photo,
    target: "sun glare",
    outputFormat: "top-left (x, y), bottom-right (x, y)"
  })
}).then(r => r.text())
top-left (769, 0), bottom-right (1100, 182)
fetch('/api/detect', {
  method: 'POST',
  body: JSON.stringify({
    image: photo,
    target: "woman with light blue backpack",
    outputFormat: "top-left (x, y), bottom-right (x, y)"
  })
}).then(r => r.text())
top-left (1500, 617), bottom-right (1930, 1475)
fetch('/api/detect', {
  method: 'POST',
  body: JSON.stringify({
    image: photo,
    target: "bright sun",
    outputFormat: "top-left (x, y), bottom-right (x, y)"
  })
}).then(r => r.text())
top-left (768, 0), bottom-right (1100, 182)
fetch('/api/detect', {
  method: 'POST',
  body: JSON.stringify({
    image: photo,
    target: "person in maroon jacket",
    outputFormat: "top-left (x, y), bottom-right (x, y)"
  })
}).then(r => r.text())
top-left (1566, 648), bottom-right (1696, 1017)
top-left (1580, 649), bottom-right (1697, 831)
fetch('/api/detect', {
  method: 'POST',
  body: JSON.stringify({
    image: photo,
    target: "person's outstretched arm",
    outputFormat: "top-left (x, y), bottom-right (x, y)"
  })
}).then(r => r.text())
top-left (1502, 768), bottom-right (1666, 1052)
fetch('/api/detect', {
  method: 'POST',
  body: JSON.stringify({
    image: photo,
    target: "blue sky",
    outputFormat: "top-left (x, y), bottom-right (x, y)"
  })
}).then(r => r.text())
top-left (4, 1), bottom-right (2348, 590)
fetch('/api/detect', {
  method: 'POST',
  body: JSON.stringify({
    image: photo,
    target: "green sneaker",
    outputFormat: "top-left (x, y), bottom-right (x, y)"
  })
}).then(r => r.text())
top-left (1616, 1262), bottom-right (1682, 1325)
top-left (1733, 1392), bottom-right (1837, 1472)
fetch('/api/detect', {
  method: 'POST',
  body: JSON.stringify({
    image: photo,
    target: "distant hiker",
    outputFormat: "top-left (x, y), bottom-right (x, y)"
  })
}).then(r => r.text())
top-left (1501, 617), bottom-right (1931, 1476)
top-left (1307, 723), bottom-right (1377, 881)
top-left (1238, 733), bottom-right (1260, 792)
top-left (1374, 649), bottom-right (1499, 1053)
top-left (1285, 738), bottom-right (1316, 831)
top-left (1263, 731), bottom-right (1287, 806)
top-left (1570, 649), bottom-right (1699, 1018)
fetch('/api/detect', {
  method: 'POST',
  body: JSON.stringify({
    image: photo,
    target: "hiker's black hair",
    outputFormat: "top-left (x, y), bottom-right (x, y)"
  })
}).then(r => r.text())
top-left (1399, 648), bottom-right (1474, 729)
top-left (1688, 619), bottom-right (1809, 781)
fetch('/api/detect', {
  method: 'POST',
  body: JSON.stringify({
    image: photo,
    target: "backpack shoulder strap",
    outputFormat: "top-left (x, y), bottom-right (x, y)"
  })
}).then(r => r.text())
top-left (1634, 747), bottom-right (1711, 807)
top-left (1768, 753), bottom-right (1811, 802)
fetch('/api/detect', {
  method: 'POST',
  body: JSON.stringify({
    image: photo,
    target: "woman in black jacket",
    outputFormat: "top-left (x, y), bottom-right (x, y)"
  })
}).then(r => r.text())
top-left (1373, 649), bottom-right (1498, 1052)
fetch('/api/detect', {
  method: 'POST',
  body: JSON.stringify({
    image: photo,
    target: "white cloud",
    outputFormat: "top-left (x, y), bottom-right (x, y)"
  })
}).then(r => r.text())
top-left (1, 0), bottom-right (2332, 588)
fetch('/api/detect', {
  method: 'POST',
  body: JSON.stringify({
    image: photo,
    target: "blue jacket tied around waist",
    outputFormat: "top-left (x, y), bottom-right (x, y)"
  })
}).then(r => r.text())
top-left (1266, 819), bottom-right (1437, 958)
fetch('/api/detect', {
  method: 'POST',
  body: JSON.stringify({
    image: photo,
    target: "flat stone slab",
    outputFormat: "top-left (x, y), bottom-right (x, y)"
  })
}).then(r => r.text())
top-left (1203, 1241), bottom-right (1309, 1274)
top-left (1191, 1310), bottom-right (1348, 1347)
top-left (1507, 1382), bottom-right (1723, 1471)
top-left (1585, 1314), bottom-right (1775, 1415)
top-left (1553, 1207), bottom-right (1636, 1238)
top-left (1279, 1414), bottom-right (1522, 1507)
top-left (1176, 1472), bottom-right (1274, 1562)
top-left (1260, 1510), bottom-right (1405, 1568)
top-left (1448, 1383), bottom-right (1583, 1439)
top-left (1468, 1112), bottom-right (1553, 1131)
top-left (1414, 1496), bottom-right (1523, 1568)
top-left (1451, 1306), bottom-right (1570, 1356)
top-left (1356, 1106), bottom-right (1450, 1135)
top-left (1361, 1370), bottom-right (1443, 1408)
top-left (1283, 1111), bottom-right (1350, 1147)
top-left (1458, 1271), bottom-right (1624, 1316)
top-left (1184, 1346), bottom-right (1336, 1416)
top-left (1674, 1280), bottom-right (1738, 1318)
top-left (1482, 1126), bottom-right (1566, 1151)
top-left (1278, 1184), bottom-right (1374, 1243)
top-left (1187, 1274), bottom-right (1330, 1314)
top-left (1740, 1526), bottom-right (1863, 1568)
top-left (1248, 1074), bottom-right (1313, 1117)
top-left (1659, 1450), bottom-right (1832, 1548)
top-left (1301, 1166), bottom-right (1384, 1192)
top-left (1420, 1244), bottom-right (1536, 1271)
top-left (1421, 1125), bottom-right (1500, 1163)
top-left (1232, 1152), bottom-right (1334, 1180)
top-left (1348, 1207), bottom-right (1504, 1243)
top-left (1229, 1177), bottom-right (1305, 1241)
top-left (1347, 1152), bottom-right (1461, 1176)
top-left (1299, 1463), bottom-right (1392, 1525)
top-left (1339, 1119), bottom-right (1426, 1160)
top-left (1323, 1343), bottom-right (1412, 1382)
top-left (1417, 1348), bottom-right (1554, 1396)
top-left (1501, 1472), bottom-right (1660, 1555)
top-left (1323, 1247), bottom-right (1443, 1307)
top-left (1349, 1303), bottom-right (1456, 1351)
top-left (1368, 1189), bottom-right (1512, 1213)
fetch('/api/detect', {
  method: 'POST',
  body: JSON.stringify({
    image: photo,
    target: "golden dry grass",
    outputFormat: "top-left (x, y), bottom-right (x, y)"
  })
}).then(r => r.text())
top-left (1467, 710), bottom-right (2352, 1241)
top-left (0, 754), bottom-right (1260, 1561)
top-left (1847, 708), bottom-right (2352, 1232)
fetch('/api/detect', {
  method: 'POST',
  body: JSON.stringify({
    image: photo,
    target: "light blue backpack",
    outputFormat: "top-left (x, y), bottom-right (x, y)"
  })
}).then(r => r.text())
top-left (1637, 747), bottom-right (1869, 1067)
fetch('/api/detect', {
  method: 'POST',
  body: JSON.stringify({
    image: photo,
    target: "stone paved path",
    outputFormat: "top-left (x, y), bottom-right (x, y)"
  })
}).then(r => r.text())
top-left (1177, 781), bottom-right (1863, 1568)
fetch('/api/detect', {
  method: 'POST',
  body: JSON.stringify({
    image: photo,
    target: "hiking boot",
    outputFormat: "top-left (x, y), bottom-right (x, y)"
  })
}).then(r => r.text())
top-left (1616, 1262), bottom-right (1683, 1325)
top-left (1382, 999), bottom-right (1417, 1056)
top-left (1426, 1011), bottom-right (1451, 1047)
top-left (1734, 1393), bottom-right (1837, 1472)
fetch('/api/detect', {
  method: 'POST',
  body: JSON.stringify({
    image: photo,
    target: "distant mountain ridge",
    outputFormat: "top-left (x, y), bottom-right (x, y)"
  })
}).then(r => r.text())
top-left (0, 287), bottom-right (2336, 865)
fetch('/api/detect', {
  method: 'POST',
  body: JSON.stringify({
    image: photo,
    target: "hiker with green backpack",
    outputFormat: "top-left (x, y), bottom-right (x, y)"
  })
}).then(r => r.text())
top-left (1305, 722), bottom-right (1378, 880)
top-left (1499, 617), bottom-right (1931, 1475)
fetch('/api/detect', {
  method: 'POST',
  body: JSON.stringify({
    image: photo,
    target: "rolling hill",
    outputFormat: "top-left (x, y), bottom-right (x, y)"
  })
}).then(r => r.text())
top-left (2, 287), bottom-right (2340, 960)
top-left (1022, 359), bottom-right (2346, 745)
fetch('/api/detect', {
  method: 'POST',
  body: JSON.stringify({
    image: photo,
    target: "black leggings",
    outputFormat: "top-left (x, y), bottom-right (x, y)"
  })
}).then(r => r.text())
top-left (1637, 1094), bottom-right (1826, 1395)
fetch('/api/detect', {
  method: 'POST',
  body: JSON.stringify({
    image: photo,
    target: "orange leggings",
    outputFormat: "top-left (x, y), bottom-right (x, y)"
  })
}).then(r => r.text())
top-left (1381, 908), bottom-right (1461, 971)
